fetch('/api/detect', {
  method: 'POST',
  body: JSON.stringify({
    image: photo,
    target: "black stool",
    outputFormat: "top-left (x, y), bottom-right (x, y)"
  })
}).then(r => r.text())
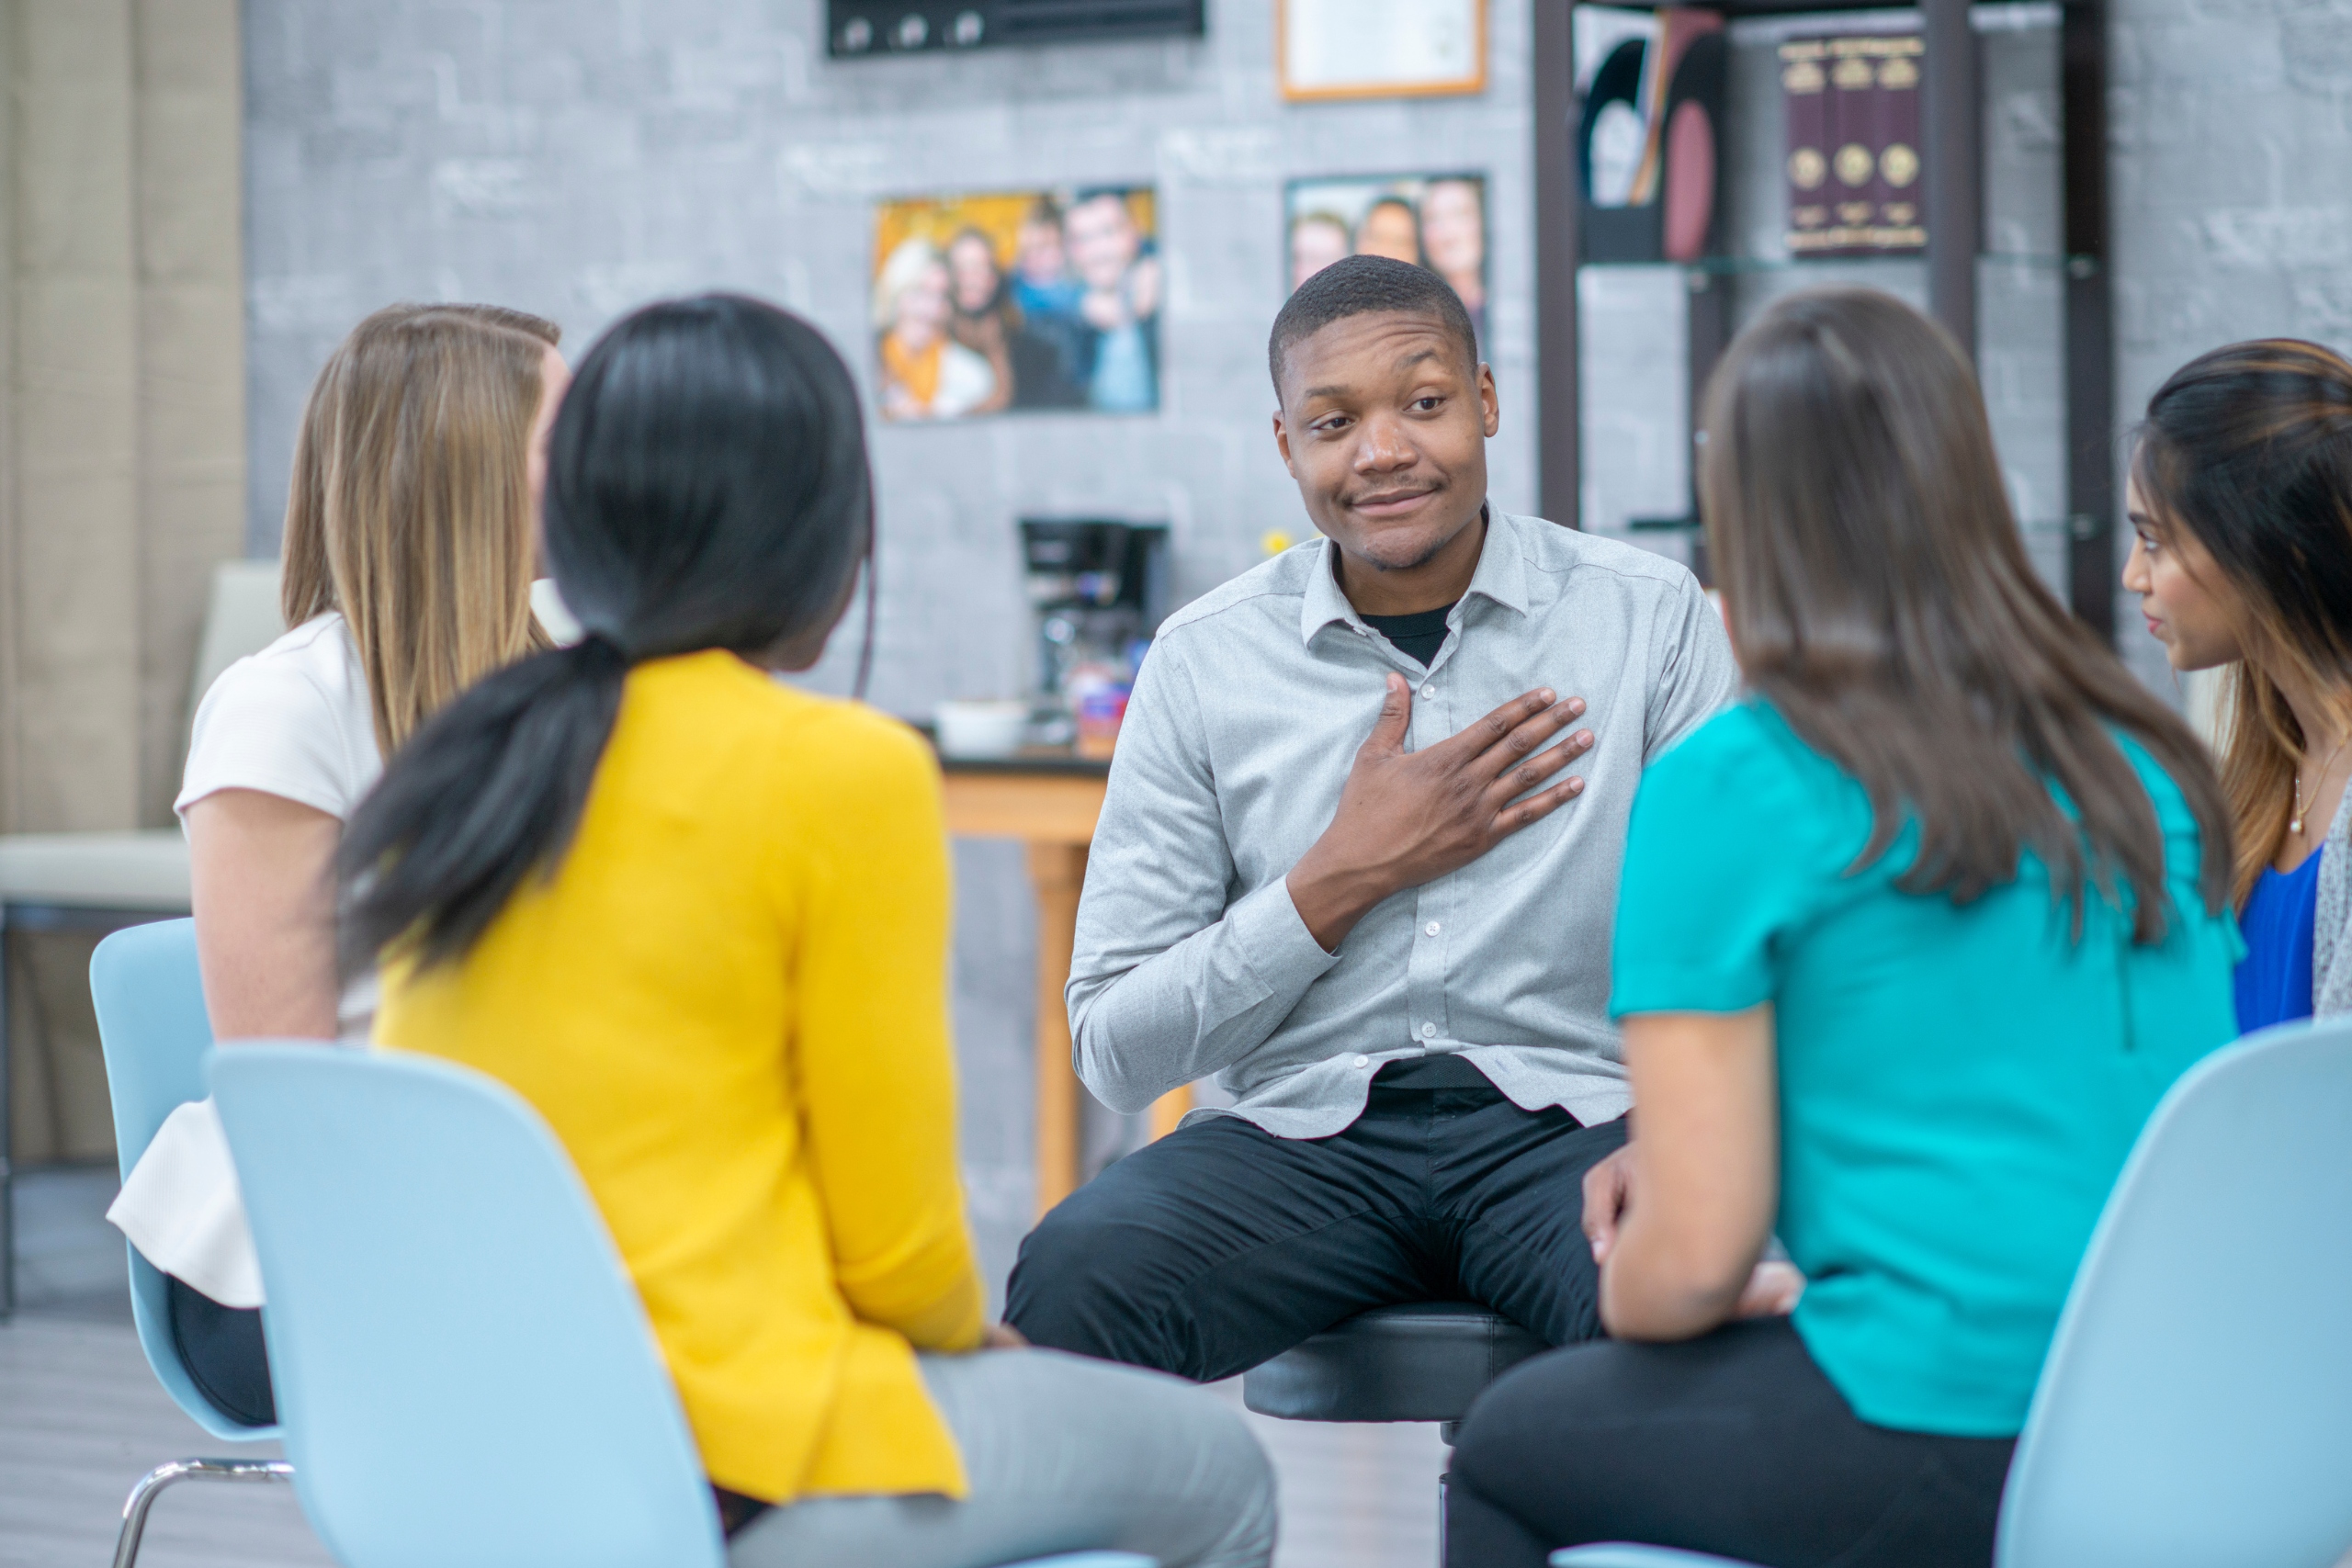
top-left (1242, 1302), bottom-right (1548, 1561)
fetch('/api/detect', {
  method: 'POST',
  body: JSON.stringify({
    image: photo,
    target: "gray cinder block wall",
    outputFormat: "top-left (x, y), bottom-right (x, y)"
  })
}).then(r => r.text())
top-left (241, 0), bottom-right (2352, 1291)
top-left (241, 0), bottom-right (1539, 1296)
top-left (2108, 0), bottom-right (2352, 694)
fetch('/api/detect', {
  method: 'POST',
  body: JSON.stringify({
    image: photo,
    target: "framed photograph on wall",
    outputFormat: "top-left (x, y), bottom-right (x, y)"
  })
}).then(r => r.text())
top-left (1286, 174), bottom-right (1488, 345)
top-left (869, 186), bottom-right (1160, 422)
top-left (1279, 0), bottom-right (1487, 102)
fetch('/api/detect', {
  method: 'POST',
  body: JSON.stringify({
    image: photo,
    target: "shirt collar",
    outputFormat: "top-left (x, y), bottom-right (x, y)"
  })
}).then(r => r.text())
top-left (1296, 502), bottom-right (1528, 648)
top-left (1460, 506), bottom-right (1532, 618)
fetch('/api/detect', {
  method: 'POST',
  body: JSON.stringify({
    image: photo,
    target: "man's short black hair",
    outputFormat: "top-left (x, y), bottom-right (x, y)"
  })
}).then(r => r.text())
top-left (1268, 254), bottom-right (1480, 397)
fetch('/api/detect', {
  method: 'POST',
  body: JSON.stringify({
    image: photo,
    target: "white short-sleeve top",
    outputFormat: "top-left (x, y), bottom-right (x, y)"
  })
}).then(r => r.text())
top-left (110, 612), bottom-right (382, 1308)
top-left (175, 612), bottom-right (383, 827)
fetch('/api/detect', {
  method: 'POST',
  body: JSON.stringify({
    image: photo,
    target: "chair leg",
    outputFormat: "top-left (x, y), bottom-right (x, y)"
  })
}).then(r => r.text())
top-left (1438, 1429), bottom-right (1454, 1568)
top-left (113, 1458), bottom-right (295, 1568)
top-left (1, 904), bottom-right (14, 1323)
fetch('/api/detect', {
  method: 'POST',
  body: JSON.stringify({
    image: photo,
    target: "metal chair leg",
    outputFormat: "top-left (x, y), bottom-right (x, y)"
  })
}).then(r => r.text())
top-left (2, 901), bottom-right (15, 1323)
top-left (1437, 1425), bottom-right (1457, 1568)
top-left (113, 1458), bottom-right (294, 1568)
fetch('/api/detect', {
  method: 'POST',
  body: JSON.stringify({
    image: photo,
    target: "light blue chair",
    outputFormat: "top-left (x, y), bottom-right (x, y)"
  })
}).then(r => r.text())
top-left (1553, 1017), bottom-right (2352, 1568)
top-left (90, 918), bottom-right (292, 1568)
top-left (211, 1043), bottom-right (1151, 1568)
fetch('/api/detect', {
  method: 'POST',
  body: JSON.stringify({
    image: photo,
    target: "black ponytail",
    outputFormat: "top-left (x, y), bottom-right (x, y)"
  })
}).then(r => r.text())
top-left (338, 295), bottom-right (874, 978)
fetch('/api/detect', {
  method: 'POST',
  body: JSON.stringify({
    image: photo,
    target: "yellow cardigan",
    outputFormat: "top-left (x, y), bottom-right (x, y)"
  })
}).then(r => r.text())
top-left (376, 650), bottom-right (984, 1503)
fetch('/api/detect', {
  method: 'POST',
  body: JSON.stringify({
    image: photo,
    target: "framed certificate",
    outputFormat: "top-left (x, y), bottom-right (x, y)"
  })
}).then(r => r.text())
top-left (1278, 0), bottom-right (1488, 102)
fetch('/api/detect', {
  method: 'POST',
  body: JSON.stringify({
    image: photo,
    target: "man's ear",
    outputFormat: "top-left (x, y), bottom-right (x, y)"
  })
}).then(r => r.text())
top-left (1272, 409), bottom-right (1297, 476)
top-left (1478, 364), bottom-right (1499, 438)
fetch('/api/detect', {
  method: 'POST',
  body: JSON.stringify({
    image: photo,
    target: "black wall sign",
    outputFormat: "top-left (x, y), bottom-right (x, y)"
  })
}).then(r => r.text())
top-left (827, 2), bottom-right (1206, 57)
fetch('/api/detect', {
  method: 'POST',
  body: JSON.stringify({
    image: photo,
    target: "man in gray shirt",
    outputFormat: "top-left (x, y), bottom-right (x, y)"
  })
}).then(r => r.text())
top-left (1003, 255), bottom-right (1738, 1378)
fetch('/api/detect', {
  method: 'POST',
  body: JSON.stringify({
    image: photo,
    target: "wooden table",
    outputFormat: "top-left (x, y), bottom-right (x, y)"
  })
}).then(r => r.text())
top-left (937, 752), bottom-right (1189, 1217)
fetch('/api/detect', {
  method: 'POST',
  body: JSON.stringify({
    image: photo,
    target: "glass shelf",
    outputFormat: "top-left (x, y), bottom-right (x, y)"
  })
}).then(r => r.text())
top-left (1620, 515), bottom-right (2084, 536)
top-left (1577, 253), bottom-right (2092, 276)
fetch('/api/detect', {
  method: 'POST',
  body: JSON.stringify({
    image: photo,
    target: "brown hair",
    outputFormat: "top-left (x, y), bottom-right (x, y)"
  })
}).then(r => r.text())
top-left (2135, 338), bottom-right (2352, 904)
top-left (279, 304), bottom-right (560, 754)
top-left (1701, 287), bottom-right (2230, 941)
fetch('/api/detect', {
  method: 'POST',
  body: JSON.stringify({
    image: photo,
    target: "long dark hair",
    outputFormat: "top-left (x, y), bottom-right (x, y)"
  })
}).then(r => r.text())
top-left (337, 294), bottom-right (875, 976)
top-left (2135, 338), bottom-right (2352, 904)
top-left (1701, 287), bottom-right (2230, 941)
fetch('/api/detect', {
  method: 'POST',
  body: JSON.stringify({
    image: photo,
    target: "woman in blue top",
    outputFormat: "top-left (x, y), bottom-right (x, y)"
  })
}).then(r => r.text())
top-left (1445, 288), bottom-right (2241, 1568)
top-left (2122, 339), bottom-right (2352, 1032)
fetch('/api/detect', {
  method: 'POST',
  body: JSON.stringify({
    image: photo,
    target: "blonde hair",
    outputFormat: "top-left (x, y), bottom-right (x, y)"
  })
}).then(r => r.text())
top-left (279, 304), bottom-right (560, 754)
top-left (872, 237), bottom-right (945, 331)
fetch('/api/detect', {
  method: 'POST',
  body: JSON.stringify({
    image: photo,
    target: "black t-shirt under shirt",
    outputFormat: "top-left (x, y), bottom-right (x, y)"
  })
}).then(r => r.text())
top-left (1360, 603), bottom-right (1457, 668)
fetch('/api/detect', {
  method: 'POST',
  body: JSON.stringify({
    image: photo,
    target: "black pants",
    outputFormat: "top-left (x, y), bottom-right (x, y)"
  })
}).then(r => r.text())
top-left (1447, 1317), bottom-right (2016, 1568)
top-left (167, 1275), bottom-right (277, 1427)
top-left (1004, 1063), bottom-right (1628, 1380)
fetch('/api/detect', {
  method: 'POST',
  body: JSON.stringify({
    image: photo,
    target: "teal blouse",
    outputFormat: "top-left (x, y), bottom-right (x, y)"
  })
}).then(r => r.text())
top-left (1611, 701), bottom-right (2239, 1436)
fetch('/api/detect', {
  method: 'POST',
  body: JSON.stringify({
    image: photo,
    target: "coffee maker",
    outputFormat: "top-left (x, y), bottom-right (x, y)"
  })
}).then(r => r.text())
top-left (1020, 519), bottom-right (1170, 753)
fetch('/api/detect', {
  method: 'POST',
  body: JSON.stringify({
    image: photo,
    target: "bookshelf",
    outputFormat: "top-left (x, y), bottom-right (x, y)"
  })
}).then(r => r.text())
top-left (1532, 0), bottom-right (2116, 641)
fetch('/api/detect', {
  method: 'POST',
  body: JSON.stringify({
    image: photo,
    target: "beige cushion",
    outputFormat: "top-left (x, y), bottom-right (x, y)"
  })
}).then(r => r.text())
top-left (188, 559), bottom-right (287, 729)
top-left (0, 830), bottom-right (191, 910)
top-left (0, 559), bottom-right (275, 913)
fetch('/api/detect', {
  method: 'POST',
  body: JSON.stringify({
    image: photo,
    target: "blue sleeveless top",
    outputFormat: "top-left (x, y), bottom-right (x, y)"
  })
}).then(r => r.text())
top-left (2234, 849), bottom-right (2322, 1033)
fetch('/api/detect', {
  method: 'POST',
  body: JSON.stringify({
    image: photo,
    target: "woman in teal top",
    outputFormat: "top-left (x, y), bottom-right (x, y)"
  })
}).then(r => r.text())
top-left (1446, 288), bottom-right (2240, 1568)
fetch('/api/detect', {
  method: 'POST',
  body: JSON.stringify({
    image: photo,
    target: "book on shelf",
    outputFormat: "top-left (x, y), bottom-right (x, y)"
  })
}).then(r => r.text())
top-left (1782, 31), bottom-right (1924, 257)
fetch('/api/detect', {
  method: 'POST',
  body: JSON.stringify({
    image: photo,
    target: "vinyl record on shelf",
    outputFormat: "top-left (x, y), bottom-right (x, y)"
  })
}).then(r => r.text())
top-left (1578, 38), bottom-right (1648, 206)
top-left (1577, 36), bottom-right (1660, 262)
top-left (1660, 30), bottom-right (1726, 262)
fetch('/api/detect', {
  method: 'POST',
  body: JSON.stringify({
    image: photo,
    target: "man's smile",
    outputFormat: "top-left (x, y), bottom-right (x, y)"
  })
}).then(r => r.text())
top-left (1348, 485), bottom-right (1442, 518)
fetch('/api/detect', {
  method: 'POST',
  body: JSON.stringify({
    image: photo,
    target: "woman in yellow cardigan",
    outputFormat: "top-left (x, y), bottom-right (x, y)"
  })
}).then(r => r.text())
top-left (336, 294), bottom-right (1275, 1568)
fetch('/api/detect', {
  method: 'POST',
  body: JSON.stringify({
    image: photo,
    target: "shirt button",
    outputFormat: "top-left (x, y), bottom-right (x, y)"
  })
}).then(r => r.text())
top-left (1424, 920), bottom-right (1441, 937)
top-left (1352, 1055), bottom-right (1371, 1068)
top-left (1420, 683), bottom-right (1437, 699)
top-left (1419, 1021), bottom-right (1438, 1040)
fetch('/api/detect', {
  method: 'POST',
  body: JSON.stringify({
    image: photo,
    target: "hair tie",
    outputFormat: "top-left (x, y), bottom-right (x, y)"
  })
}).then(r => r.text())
top-left (576, 629), bottom-right (631, 664)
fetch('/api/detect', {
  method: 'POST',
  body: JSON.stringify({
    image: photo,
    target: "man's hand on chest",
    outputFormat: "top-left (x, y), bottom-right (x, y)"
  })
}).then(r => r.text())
top-left (1283, 673), bottom-right (1593, 951)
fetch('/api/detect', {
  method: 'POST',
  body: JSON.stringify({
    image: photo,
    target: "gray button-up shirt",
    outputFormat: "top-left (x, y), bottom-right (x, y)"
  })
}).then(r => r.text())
top-left (1068, 508), bottom-right (1740, 1138)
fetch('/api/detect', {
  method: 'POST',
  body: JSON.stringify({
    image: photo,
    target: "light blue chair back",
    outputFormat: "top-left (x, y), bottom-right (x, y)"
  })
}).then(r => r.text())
top-left (1997, 1016), bottom-right (2352, 1568)
top-left (1555, 1018), bottom-right (2352, 1568)
top-left (89, 917), bottom-right (277, 1440)
top-left (210, 1044), bottom-right (1159, 1568)
top-left (210, 1043), bottom-right (727, 1568)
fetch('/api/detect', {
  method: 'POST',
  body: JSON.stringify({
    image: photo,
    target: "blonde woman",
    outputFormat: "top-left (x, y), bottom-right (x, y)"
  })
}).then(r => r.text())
top-left (108, 303), bottom-right (568, 1427)
top-left (874, 236), bottom-right (997, 421)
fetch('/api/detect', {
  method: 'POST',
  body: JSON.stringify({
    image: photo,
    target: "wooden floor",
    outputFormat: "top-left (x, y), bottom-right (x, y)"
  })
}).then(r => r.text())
top-left (0, 1314), bottom-right (329, 1568)
top-left (0, 1166), bottom-right (1448, 1568)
